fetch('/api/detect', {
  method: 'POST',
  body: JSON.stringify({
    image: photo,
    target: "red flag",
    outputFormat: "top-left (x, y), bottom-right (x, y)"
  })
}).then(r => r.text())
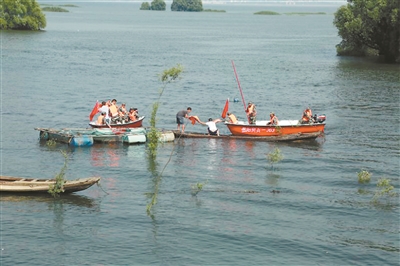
top-left (89, 101), bottom-right (100, 121)
top-left (221, 98), bottom-right (229, 119)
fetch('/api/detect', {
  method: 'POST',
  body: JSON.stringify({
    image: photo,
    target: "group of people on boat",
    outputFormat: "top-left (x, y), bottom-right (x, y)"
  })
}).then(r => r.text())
top-left (95, 99), bottom-right (139, 126)
top-left (175, 103), bottom-right (317, 135)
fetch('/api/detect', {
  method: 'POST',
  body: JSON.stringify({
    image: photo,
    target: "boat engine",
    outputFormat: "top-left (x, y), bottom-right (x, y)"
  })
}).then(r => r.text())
top-left (313, 114), bottom-right (326, 123)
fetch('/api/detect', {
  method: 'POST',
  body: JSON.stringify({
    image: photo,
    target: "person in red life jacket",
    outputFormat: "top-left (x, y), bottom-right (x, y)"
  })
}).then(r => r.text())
top-left (267, 112), bottom-right (279, 126)
top-left (246, 102), bottom-right (257, 124)
top-left (128, 108), bottom-right (139, 122)
top-left (199, 118), bottom-right (222, 136)
top-left (96, 112), bottom-right (106, 125)
top-left (301, 107), bottom-right (313, 124)
top-left (176, 107), bottom-right (192, 133)
top-left (226, 112), bottom-right (238, 124)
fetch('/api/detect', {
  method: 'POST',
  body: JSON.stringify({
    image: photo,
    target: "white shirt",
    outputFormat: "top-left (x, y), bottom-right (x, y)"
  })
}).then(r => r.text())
top-left (206, 121), bottom-right (218, 132)
top-left (99, 105), bottom-right (110, 119)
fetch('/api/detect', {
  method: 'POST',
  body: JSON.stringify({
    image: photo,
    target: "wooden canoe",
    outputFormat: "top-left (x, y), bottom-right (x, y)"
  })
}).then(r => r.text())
top-left (173, 130), bottom-right (323, 141)
top-left (0, 176), bottom-right (100, 193)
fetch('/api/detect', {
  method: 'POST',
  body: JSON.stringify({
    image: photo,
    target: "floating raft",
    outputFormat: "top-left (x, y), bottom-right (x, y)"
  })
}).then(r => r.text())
top-left (173, 130), bottom-right (322, 141)
top-left (35, 127), bottom-right (175, 146)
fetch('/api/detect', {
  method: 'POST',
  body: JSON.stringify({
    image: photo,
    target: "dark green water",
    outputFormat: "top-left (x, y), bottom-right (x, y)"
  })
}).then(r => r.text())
top-left (1, 2), bottom-right (399, 265)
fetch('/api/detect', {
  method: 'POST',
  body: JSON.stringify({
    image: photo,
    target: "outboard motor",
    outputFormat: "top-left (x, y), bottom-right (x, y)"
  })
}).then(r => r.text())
top-left (313, 114), bottom-right (326, 123)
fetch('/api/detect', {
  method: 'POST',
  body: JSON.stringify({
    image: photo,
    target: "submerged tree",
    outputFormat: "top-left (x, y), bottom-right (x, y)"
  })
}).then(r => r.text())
top-left (333, 0), bottom-right (400, 63)
top-left (0, 0), bottom-right (46, 30)
top-left (146, 64), bottom-right (184, 216)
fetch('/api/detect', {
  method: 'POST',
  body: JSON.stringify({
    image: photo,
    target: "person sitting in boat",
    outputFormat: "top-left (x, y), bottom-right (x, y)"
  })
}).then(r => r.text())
top-left (96, 112), bottom-right (106, 125)
top-left (199, 118), bottom-right (222, 136)
top-left (267, 112), bottom-right (279, 126)
top-left (128, 108), bottom-right (139, 122)
top-left (109, 99), bottom-right (120, 123)
top-left (246, 102), bottom-right (257, 124)
top-left (99, 101), bottom-right (111, 125)
top-left (300, 107), bottom-right (313, 124)
top-left (226, 112), bottom-right (238, 124)
top-left (118, 103), bottom-right (128, 122)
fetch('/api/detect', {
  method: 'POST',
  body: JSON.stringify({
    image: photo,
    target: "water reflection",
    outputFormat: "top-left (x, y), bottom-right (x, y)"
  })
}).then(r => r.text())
top-left (90, 144), bottom-right (121, 167)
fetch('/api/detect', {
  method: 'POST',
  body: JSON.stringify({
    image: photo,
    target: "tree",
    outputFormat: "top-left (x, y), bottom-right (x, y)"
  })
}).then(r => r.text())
top-left (151, 0), bottom-right (166, 11)
top-left (140, 2), bottom-right (151, 10)
top-left (0, 0), bottom-right (46, 30)
top-left (171, 0), bottom-right (203, 12)
top-left (333, 0), bottom-right (400, 63)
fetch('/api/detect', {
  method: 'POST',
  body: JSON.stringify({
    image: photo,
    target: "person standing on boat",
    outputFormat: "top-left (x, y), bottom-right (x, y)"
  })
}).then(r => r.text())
top-left (267, 112), bottom-right (279, 126)
top-left (301, 107), bottom-right (313, 124)
top-left (199, 118), bottom-right (222, 136)
top-left (109, 99), bottom-right (120, 123)
top-left (246, 102), bottom-right (257, 124)
top-left (176, 107), bottom-right (192, 133)
top-left (99, 101), bottom-right (111, 125)
top-left (226, 112), bottom-right (238, 124)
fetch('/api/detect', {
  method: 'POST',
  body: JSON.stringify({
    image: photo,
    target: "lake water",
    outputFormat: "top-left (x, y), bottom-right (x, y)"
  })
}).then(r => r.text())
top-left (1, 2), bottom-right (399, 265)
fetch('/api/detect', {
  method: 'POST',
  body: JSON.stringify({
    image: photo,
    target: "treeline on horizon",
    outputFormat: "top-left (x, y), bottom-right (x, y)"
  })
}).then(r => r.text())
top-left (1, 0), bottom-right (399, 63)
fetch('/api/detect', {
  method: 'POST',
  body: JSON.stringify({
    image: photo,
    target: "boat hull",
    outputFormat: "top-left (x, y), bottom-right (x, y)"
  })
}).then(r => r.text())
top-left (0, 176), bottom-right (100, 193)
top-left (225, 121), bottom-right (325, 136)
top-left (89, 116), bottom-right (144, 129)
top-left (173, 130), bottom-right (322, 141)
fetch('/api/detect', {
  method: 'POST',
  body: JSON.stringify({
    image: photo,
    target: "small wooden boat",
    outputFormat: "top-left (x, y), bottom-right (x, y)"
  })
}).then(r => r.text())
top-left (225, 119), bottom-right (326, 137)
top-left (88, 116), bottom-right (145, 129)
top-left (173, 130), bottom-right (322, 141)
top-left (0, 176), bottom-right (101, 193)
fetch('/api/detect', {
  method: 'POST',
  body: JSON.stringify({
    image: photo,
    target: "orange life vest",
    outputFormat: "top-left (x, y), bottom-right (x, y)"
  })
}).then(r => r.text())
top-left (228, 114), bottom-right (237, 124)
top-left (302, 109), bottom-right (312, 122)
top-left (110, 104), bottom-right (118, 117)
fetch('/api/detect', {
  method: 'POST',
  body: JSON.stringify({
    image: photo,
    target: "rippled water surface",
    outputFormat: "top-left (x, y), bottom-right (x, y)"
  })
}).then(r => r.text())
top-left (1, 2), bottom-right (399, 265)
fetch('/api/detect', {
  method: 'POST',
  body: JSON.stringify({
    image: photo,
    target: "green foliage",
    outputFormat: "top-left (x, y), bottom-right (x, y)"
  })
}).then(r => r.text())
top-left (254, 11), bottom-right (280, 15)
top-left (171, 0), bottom-right (203, 12)
top-left (147, 64), bottom-right (183, 161)
top-left (357, 169), bottom-right (371, 184)
top-left (46, 139), bottom-right (57, 147)
top-left (372, 178), bottom-right (397, 204)
top-left (146, 64), bottom-right (184, 217)
top-left (267, 148), bottom-right (283, 169)
top-left (42, 7), bottom-right (69, 12)
top-left (150, 0), bottom-right (166, 11)
top-left (48, 150), bottom-right (68, 197)
top-left (191, 180), bottom-right (208, 196)
top-left (140, 2), bottom-right (151, 10)
top-left (333, 0), bottom-right (400, 63)
top-left (203, 9), bottom-right (225, 12)
top-left (0, 0), bottom-right (46, 30)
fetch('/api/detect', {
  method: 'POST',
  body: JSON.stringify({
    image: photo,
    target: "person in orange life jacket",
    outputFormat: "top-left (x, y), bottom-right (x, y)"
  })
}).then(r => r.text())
top-left (226, 112), bottom-right (238, 124)
top-left (267, 112), bottom-right (279, 125)
top-left (96, 112), bottom-right (106, 125)
top-left (246, 102), bottom-right (257, 124)
top-left (109, 99), bottom-right (120, 122)
top-left (176, 107), bottom-right (192, 133)
top-left (199, 118), bottom-right (222, 136)
top-left (301, 107), bottom-right (313, 124)
top-left (99, 101), bottom-right (111, 125)
top-left (128, 108), bottom-right (139, 122)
